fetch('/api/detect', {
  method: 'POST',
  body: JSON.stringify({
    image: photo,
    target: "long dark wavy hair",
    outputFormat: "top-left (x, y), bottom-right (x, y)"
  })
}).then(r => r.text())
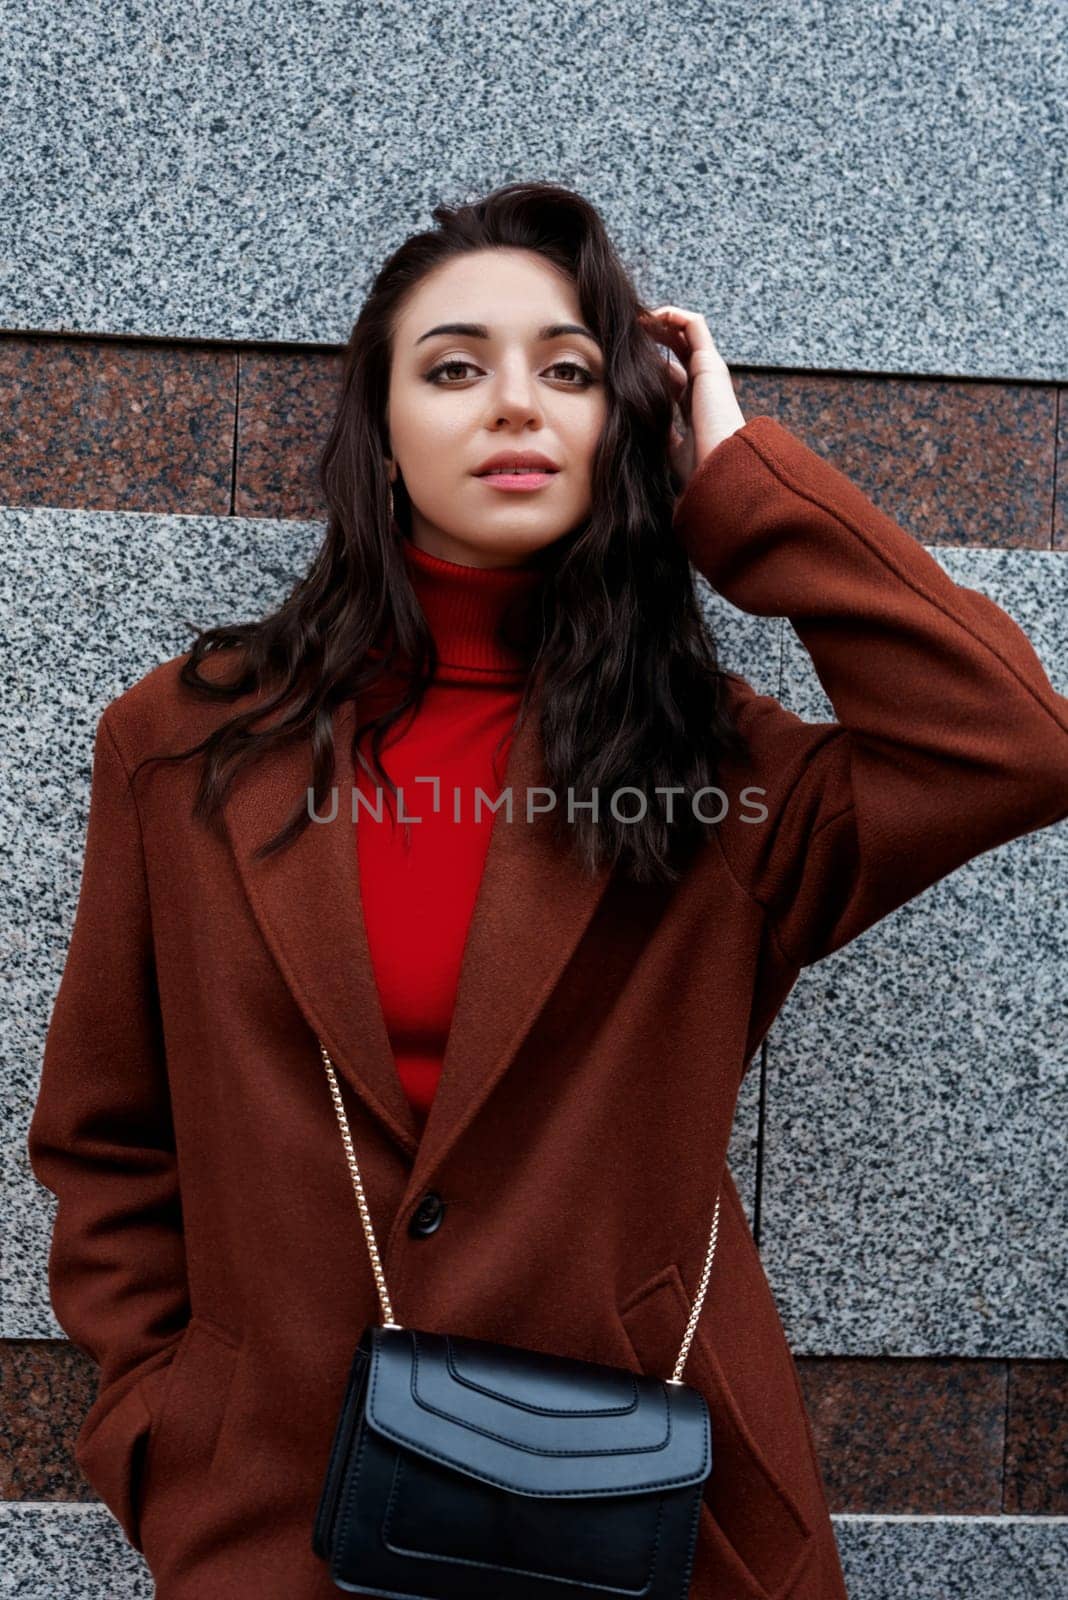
top-left (130, 179), bottom-right (748, 885)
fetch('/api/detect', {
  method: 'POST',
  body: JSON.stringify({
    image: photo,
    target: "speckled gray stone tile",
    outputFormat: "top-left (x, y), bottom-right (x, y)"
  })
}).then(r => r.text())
top-left (725, 1063), bottom-right (760, 1229)
top-left (2, 1507), bottom-right (1062, 1600)
top-left (697, 580), bottom-right (785, 1230)
top-left (696, 576), bottom-right (784, 703)
top-left (760, 548), bottom-right (1068, 1356)
top-left (3, 506), bottom-right (323, 1338)
top-left (0, 1), bottom-right (1064, 380)
top-left (0, 1504), bottom-right (153, 1597)
top-left (832, 1514), bottom-right (1068, 1600)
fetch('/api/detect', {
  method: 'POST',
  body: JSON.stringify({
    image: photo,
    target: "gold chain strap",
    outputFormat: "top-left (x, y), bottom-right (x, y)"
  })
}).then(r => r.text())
top-left (318, 1039), bottom-right (721, 1386)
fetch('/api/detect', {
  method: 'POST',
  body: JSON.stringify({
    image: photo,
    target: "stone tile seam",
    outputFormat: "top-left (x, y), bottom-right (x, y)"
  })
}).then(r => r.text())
top-left (831, 1512), bottom-right (1068, 1525)
top-left (4, 1506), bottom-right (1066, 1525)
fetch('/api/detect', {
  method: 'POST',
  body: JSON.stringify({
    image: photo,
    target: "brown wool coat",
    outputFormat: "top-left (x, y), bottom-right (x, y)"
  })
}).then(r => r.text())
top-left (28, 417), bottom-right (1068, 1599)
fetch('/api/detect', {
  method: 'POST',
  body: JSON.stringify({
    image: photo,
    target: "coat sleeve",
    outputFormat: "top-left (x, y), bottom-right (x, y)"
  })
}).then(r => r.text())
top-left (674, 415), bottom-right (1068, 971)
top-left (26, 705), bottom-right (190, 1550)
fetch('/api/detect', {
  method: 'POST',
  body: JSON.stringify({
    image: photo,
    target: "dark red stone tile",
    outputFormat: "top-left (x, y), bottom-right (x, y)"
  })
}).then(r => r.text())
top-left (1004, 1359), bottom-right (1068, 1513)
top-left (2, 334), bottom-right (1058, 553)
top-left (734, 372), bottom-right (1057, 549)
top-left (10, 1341), bottom-right (1065, 1519)
top-left (0, 336), bottom-right (236, 512)
top-left (795, 1355), bottom-right (1006, 1513)
top-left (1054, 387), bottom-right (1067, 550)
top-left (235, 350), bottom-right (342, 519)
top-left (1, 1339), bottom-right (98, 1501)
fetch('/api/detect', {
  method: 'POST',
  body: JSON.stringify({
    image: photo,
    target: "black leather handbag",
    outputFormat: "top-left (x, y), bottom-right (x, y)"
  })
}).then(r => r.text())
top-left (311, 1038), bottom-right (722, 1599)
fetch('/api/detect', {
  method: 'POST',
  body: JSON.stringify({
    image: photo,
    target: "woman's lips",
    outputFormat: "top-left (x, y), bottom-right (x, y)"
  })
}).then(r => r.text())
top-left (475, 470), bottom-right (558, 491)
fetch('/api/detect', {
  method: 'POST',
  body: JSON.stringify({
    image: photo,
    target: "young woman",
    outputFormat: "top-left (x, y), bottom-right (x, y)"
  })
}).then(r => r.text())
top-left (28, 181), bottom-right (1068, 1600)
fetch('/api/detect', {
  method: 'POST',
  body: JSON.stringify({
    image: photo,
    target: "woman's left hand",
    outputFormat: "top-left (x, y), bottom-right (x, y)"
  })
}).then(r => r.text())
top-left (638, 306), bottom-right (747, 498)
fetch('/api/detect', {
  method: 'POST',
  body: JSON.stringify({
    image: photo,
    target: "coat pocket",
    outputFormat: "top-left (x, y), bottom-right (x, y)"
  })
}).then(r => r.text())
top-left (74, 1338), bottom-right (184, 1553)
top-left (617, 1263), bottom-right (812, 1600)
top-left (134, 1315), bottom-right (242, 1554)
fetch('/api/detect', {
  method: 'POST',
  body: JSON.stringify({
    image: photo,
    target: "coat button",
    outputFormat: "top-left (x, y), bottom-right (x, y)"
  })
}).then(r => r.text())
top-left (408, 1191), bottom-right (446, 1237)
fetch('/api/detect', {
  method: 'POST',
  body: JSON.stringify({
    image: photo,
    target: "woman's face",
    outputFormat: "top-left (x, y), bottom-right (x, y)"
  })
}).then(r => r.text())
top-left (385, 248), bottom-right (608, 569)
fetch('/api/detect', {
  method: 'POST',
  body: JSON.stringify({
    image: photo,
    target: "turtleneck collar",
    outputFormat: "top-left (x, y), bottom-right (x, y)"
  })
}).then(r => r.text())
top-left (397, 534), bottom-right (547, 684)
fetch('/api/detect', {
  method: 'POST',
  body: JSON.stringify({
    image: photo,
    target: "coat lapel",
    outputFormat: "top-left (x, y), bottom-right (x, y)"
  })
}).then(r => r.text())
top-left (408, 694), bottom-right (614, 1198)
top-left (221, 689), bottom-right (614, 1191)
top-left (221, 694), bottom-right (422, 1158)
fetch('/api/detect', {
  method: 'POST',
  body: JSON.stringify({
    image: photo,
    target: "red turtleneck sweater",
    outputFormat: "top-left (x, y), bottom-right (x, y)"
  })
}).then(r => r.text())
top-left (354, 536), bottom-right (545, 1132)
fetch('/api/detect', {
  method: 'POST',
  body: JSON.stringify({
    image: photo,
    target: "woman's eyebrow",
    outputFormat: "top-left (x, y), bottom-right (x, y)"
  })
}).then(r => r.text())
top-left (414, 321), bottom-right (601, 348)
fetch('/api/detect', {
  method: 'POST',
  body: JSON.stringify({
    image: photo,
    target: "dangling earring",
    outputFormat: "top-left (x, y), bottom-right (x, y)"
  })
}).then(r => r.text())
top-left (385, 450), bottom-right (398, 525)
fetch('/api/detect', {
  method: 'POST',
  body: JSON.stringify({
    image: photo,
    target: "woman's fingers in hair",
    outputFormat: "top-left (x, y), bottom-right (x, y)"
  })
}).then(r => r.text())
top-left (638, 306), bottom-right (745, 488)
top-left (640, 305), bottom-right (725, 357)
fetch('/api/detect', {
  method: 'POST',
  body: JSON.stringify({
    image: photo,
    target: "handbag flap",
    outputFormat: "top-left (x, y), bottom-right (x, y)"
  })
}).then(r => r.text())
top-left (364, 1326), bottom-right (711, 1497)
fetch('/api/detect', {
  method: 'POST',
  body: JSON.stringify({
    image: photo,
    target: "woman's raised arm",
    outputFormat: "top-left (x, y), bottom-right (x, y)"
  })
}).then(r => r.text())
top-left (675, 414), bottom-right (1068, 971)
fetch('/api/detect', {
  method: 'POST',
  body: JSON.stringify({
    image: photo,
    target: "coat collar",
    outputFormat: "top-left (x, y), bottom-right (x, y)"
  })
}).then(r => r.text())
top-left (221, 688), bottom-right (614, 1209)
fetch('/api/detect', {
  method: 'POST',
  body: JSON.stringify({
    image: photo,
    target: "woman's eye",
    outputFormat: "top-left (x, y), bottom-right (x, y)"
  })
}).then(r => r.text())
top-left (550, 361), bottom-right (597, 387)
top-left (425, 359), bottom-right (478, 383)
top-left (425, 359), bottom-right (596, 388)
